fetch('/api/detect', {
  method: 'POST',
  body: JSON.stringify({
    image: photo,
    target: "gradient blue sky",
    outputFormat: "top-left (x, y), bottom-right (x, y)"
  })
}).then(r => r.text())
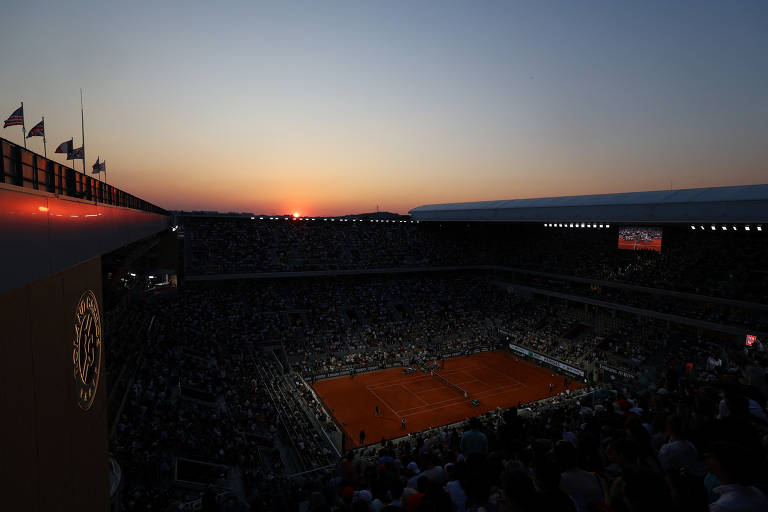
top-left (1, 1), bottom-right (766, 215)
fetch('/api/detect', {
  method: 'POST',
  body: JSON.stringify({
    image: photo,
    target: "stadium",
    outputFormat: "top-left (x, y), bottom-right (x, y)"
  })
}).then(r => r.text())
top-left (3, 4), bottom-right (768, 511)
top-left (109, 186), bottom-right (768, 511)
top-left (5, 133), bottom-right (768, 511)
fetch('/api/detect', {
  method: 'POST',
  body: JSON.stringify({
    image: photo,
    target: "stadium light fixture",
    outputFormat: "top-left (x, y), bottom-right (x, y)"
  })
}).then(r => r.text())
top-left (605, 224), bottom-right (610, 228)
top-left (581, 223), bottom-right (585, 228)
top-left (700, 226), bottom-right (704, 230)
top-left (722, 226), bottom-right (727, 231)
top-left (690, 225), bottom-right (695, 230)
top-left (757, 226), bottom-right (762, 231)
top-left (733, 226), bottom-right (737, 230)
top-left (745, 226), bottom-right (750, 231)
top-left (711, 225), bottom-right (716, 230)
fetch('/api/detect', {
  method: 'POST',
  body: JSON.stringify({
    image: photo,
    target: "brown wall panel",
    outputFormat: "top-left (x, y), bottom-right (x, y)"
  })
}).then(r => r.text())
top-left (0, 284), bottom-right (39, 511)
top-left (0, 257), bottom-right (108, 511)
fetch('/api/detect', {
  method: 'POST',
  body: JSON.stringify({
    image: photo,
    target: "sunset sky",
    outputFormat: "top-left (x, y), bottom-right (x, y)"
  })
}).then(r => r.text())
top-left (1, 1), bottom-right (766, 215)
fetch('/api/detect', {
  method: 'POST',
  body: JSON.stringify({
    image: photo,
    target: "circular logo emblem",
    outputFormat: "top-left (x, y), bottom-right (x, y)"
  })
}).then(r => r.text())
top-left (72, 289), bottom-right (102, 411)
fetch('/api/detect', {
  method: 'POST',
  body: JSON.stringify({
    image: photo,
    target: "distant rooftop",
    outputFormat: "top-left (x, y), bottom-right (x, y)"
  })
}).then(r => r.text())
top-left (409, 184), bottom-right (768, 223)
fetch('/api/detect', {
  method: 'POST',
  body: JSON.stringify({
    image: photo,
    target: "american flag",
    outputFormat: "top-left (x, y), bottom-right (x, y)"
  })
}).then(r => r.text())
top-left (27, 119), bottom-right (45, 138)
top-left (3, 106), bottom-right (24, 128)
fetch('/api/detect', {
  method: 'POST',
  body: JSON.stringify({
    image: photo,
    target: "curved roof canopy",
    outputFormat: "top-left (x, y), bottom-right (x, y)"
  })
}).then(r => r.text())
top-left (409, 184), bottom-right (768, 223)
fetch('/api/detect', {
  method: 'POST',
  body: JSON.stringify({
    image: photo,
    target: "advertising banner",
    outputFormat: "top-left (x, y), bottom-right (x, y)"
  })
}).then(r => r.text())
top-left (507, 342), bottom-right (585, 377)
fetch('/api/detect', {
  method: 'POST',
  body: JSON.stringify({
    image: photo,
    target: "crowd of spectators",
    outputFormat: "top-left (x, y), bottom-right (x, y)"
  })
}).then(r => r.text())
top-left (107, 288), bottom-right (341, 511)
top-left (504, 272), bottom-right (768, 333)
top-left (105, 216), bottom-right (767, 510)
top-left (182, 216), bottom-right (768, 303)
top-left (184, 217), bottom-right (473, 274)
top-left (290, 331), bottom-right (768, 512)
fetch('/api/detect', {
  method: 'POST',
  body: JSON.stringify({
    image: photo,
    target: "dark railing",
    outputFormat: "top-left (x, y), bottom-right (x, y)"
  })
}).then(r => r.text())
top-left (1, 137), bottom-right (165, 214)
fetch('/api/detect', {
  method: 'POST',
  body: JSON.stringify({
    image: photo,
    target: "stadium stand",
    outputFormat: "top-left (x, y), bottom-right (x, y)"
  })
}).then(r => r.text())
top-left (106, 214), bottom-right (767, 511)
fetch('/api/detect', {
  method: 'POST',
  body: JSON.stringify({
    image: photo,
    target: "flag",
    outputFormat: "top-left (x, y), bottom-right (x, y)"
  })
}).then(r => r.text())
top-left (27, 118), bottom-right (45, 138)
top-left (3, 106), bottom-right (23, 128)
top-left (55, 140), bottom-right (73, 154)
top-left (67, 146), bottom-right (84, 160)
top-left (92, 157), bottom-right (106, 174)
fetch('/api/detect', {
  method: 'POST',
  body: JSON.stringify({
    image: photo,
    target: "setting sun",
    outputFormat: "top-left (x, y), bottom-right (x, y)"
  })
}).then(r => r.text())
top-left (292, 212), bottom-right (300, 219)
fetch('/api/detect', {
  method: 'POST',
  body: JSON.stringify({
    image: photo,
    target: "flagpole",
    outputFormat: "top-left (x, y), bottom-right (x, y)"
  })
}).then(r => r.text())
top-left (21, 101), bottom-right (26, 148)
top-left (42, 117), bottom-right (47, 158)
top-left (80, 89), bottom-right (86, 174)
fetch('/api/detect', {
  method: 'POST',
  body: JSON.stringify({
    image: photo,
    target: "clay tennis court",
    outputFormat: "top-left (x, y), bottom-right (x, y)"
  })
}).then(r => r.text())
top-left (617, 238), bottom-right (662, 252)
top-left (312, 350), bottom-right (583, 447)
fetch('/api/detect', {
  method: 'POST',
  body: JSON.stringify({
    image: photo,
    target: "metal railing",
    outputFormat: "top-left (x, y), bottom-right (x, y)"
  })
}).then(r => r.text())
top-left (1, 137), bottom-right (165, 214)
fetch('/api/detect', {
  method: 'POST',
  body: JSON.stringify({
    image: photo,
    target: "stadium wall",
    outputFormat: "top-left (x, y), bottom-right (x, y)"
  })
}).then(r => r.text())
top-left (0, 256), bottom-right (108, 511)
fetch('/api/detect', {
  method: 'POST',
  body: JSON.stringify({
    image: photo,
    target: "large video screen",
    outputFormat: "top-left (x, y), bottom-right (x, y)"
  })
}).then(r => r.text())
top-left (617, 226), bottom-right (663, 252)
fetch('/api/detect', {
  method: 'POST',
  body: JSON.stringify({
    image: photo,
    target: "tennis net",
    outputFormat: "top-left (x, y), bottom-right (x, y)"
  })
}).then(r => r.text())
top-left (430, 370), bottom-right (470, 399)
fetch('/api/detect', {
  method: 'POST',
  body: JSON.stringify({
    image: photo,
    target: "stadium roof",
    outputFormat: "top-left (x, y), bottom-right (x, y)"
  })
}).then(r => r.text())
top-left (409, 184), bottom-right (768, 223)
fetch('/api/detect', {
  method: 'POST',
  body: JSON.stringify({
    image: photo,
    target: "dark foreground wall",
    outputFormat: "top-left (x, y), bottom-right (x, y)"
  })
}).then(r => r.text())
top-left (0, 257), bottom-right (108, 511)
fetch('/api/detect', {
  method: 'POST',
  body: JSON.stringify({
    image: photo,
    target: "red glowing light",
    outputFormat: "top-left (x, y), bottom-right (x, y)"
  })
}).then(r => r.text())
top-left (38, 206), bottom-right (49, 212)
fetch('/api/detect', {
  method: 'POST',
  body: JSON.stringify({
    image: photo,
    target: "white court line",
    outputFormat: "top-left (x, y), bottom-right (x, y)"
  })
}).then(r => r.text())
top-left (363, 359), bottom-right (528, 418)
top-left (469, 364), bottom-right (527, 387)
top-left (369, 366), bottom-right (485, 391)
top-left (394, 382), bottom-right (523, 415)
top-left (396, 384), bottom-right (530, 418)
top-left (400, 383), bottom-right (430, 405)
top-left (397, 371), bottom-right (526, 414)
top-left (365, 385), bottom-right (399, 418)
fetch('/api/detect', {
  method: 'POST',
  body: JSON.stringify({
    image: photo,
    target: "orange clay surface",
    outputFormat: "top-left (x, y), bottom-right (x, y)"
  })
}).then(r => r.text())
top-left (617, 238), bottom-right (662, 252)
top-left (312, 350), bottom-right (583, 447)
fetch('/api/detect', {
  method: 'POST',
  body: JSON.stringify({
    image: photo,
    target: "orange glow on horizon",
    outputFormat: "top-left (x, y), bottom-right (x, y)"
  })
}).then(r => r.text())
top-left (292, 212), bottom-right (300, 218)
